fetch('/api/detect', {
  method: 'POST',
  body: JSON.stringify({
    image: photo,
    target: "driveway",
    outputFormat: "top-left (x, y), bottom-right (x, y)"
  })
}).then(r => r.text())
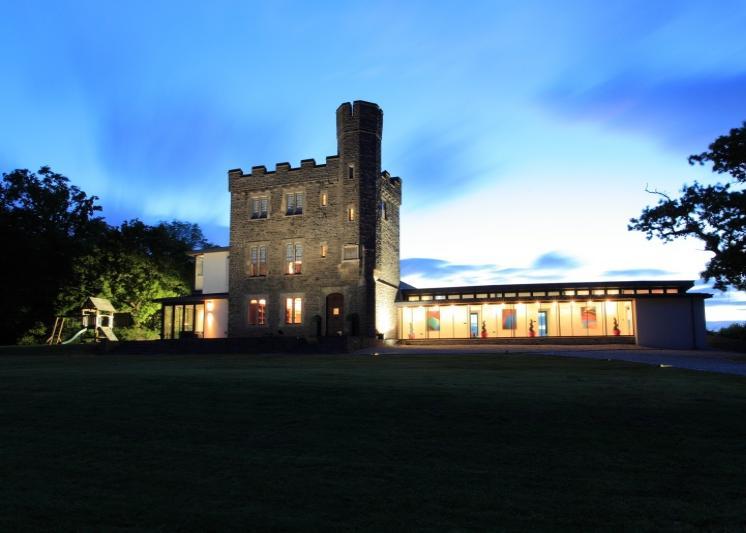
top-left (356, 343), bottom-right (746, 377)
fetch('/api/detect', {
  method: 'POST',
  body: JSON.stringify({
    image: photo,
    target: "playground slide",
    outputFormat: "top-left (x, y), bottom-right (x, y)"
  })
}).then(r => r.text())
top-left (98, 326), bottom-right (118, 342)
top-left (61, 328), bottom-right (88, 345)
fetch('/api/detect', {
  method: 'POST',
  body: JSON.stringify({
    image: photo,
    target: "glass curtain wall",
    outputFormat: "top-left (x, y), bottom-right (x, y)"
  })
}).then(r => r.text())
top-left (399, 301), bottom-right (634, 340)
top-left (162, 303), bottom-right (206, 339)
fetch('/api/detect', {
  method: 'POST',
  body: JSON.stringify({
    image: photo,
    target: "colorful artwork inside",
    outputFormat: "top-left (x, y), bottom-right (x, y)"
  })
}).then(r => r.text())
top-left (427, 309), bottom-right (440, 331)
top-left (502, 309), bottom-right (516, 330)
top-left (581, 307), bottom-right (597, 329)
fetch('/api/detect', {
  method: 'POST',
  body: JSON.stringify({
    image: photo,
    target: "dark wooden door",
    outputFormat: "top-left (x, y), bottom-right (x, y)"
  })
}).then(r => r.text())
top-left (326, 293), bottom-right (344, 336)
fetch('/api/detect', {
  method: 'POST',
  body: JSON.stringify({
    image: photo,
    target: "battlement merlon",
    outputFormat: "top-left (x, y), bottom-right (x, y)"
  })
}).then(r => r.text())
top-left (336, 101), bottom-right (383, 150)
top-left (228, 168), bottom-right (243, 191)
top-left (228, 158), bottom-right (342, 191)
top-left (381, 171), bottom-right (403, 204)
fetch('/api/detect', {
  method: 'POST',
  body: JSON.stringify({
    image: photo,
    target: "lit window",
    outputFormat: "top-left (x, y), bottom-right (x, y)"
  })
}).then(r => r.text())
top-left (251, 196), bottom-right (269, 219)
top-left (320, 242), bottom-right (328, 258)
top-left (347, 206), bottom-right (355, 221)
top-left (476, 293), bottom-right (488, 299)
top-left (447, 294), bottom-right (460, 300)
top-left (285, 192), bottom-right (304, 216)
top-left (249, 245), bottom-right (267, 276)
top-left (435, 295), bottom-right (446, 300)
top-left (577, 290), bottom-right (589, 296)
top-left (564, 290), bottom-right (576, 296)
top-left (286, 243), bottom-right (303, 274)
top-left (518, 292), bottom-right (531, 297)
top-left (651, 289), bottom-right (664, 294)
top-left (665, 288), bottom-right (678, 294)
top-left (593, 289), bottom-right (605, 295)
top-left (343, 244), bottom-right (359, 261)
top-left (408, 296), bottom-right (420, 302)
top-left (320, 191), bottom-right (328, 207)
top-left (248, 298), bottom-right (267, 325)
top-left (285, 297), bottom-right (302, 324)
top-left (421, 295), bottom-right (433, 301)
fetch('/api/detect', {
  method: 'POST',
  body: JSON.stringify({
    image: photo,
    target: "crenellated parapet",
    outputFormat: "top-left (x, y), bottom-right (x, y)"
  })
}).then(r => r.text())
top-left (381, 170), bottom-right (402, 204)
top-left (227, 157), bottom-right (342, 192)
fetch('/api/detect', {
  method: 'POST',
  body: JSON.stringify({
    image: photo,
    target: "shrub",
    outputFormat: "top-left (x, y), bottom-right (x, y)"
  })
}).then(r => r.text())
top-left (17, 322), bottom-right (50, 345)
top-left (717, 323), bottom-right (746, 340)
top-left (114, 326), bottom-right (160, 341)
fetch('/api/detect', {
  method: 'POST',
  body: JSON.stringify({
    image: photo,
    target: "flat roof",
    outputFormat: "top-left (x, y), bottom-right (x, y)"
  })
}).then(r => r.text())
top-left (399, 280), bottom-right (711, 302)
top-left (188, 246), bottom-right (230, 256)
top-left (402, 279), bottom-right (694, 293)
top-left (155, 292), bottom-right (229, 304)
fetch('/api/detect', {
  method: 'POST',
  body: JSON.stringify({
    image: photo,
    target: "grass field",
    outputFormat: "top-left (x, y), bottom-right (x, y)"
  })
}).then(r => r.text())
top-left (1, 352), bottom-right (745, 531)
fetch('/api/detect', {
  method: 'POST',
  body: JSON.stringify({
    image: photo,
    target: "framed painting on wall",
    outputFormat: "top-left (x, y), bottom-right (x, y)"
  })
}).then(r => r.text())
top-left (502, 309), bottom-right (516, 330)
top-left (581, 307), bottom-right (597, 329)
top-left (427, 309), bottom-right (440, 331)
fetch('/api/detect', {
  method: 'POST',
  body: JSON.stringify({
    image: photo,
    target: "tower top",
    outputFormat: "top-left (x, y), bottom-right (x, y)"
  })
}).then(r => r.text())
top-left (336, 101), bottom-right (383, 151)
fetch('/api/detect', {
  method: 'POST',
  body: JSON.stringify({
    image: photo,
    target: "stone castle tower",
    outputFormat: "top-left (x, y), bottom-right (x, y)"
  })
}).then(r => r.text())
top-left (227, 101), bottom-right (402, 339)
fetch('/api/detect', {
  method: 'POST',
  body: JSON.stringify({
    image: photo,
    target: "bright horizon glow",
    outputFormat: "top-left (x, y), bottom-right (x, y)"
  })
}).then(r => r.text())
top-left (1, 1), bottom-right (745, 326)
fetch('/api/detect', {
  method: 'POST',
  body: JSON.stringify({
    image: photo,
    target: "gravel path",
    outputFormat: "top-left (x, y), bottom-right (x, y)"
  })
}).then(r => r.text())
top-left (356, 343), bottom-right (746, 376)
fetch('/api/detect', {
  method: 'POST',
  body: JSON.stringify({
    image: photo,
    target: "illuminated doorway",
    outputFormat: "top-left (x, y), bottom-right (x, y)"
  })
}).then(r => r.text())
top-left (469, 312), bottom-right (480, 338)
top-left (538, 311), bottom-right (548, 337)
top-left (326, 293), bottom-right (344, 336)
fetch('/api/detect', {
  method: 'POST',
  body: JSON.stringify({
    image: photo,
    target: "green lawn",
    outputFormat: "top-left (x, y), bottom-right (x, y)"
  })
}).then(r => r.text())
top-left (1, 353), bottom-right (745, 531)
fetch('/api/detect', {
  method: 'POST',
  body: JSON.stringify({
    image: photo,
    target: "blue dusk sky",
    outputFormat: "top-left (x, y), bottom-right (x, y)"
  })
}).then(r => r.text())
top-left (2, 1), bottom-right (746, 325)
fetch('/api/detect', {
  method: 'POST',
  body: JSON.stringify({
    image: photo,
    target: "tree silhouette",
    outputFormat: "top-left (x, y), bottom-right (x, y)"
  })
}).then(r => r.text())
top-left (629, 122), bottom-right (746, 291)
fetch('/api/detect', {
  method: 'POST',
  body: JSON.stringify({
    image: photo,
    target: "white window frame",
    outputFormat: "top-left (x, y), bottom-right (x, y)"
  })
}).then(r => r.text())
top-left (285, 242), bottom-right (303, 274)
top-left (248, 296), bottom-right (268, 326)
top-left (249, 245), bottom-right (268, 277)
top-left (284, 295), bottom-right (303, 325)
top-left (250, 195), bottom-right (269, 219)
top-left (343, 244), bottom-right (359, 261)
top-left (285, 191), bottom-right (304, 216)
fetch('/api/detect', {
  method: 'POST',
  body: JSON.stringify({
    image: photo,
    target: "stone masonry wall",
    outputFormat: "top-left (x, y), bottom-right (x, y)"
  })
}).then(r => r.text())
top-left (375, 174), bottom-right (402, 338)
top-left (227, 101), bottom-right (400, 339)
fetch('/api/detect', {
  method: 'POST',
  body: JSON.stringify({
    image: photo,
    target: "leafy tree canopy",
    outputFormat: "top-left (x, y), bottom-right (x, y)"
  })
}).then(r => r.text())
top-left (60, 220), bottom-right (213, 330)
top-left (629, 122), bottom-right (746, 291)
top-left (0, 167), bottom-right (214, 344)
top-left (0, 167), bottom-right (105, 343)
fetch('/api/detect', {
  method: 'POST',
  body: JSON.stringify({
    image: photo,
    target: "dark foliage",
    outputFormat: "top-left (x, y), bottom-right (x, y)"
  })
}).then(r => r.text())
top-left (0, 167), bottom-right (214, 344)
top-left (0, 168), bottom-right (104, 344)
top-left (630, 122), bottom-right (746, 291)
top-left (716, 322), bottom-right (746, 340)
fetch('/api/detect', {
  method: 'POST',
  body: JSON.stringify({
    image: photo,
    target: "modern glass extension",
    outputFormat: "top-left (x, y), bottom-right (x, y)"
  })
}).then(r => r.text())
top-left (398, 300), bottom-right (634, 340)
top-left (162, 303), bottom-right (205, 339)
top-left (396, 281), bottom-right (693, 340)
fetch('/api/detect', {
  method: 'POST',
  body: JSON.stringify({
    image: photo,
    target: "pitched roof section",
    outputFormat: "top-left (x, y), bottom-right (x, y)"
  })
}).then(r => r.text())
top-left (84, 297), bottom-right (116, 313)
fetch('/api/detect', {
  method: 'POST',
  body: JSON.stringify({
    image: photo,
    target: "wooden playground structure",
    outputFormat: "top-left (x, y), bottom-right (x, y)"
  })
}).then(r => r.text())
top-left (47, 297), bottom-right (119, 345)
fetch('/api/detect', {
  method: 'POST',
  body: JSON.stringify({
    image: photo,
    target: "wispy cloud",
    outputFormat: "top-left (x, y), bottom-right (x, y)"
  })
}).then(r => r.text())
top-left (603, 268), bottom-right (673, 277)
top-left (401, 251), bottom-right (583, 287)
top-left (541, 71), bottom-right (746, 151)
top-left (533, 252), bottom-right (580, 270)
